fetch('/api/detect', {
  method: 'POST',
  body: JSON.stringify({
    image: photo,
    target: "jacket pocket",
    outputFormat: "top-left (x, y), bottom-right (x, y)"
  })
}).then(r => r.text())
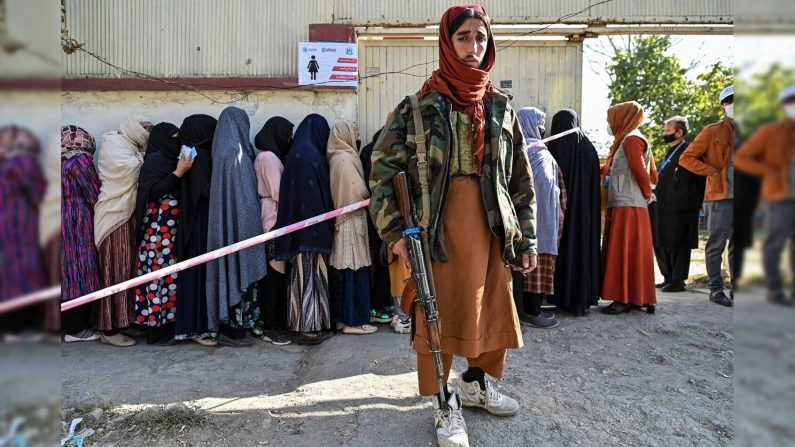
top-left (706, 175), bottom-right (723, 195)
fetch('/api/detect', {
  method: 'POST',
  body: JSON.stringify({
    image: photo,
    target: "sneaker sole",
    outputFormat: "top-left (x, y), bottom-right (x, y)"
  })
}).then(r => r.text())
top-left (64, 335), bottom-right (100, 343)
top-left (460, 400), bottom-right (518, 417)
top-left (370, 317), bottom-right (394, 323)
top-left (262, 336), bottom-right (292, 346)
top-left (521, 320), bottom-right (559, 329)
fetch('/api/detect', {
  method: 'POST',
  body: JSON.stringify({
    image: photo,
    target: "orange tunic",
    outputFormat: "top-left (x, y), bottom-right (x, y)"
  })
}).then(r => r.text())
top-left (601, 137), bottom-right (656, 306)
top-left (413, 175), bottom-right (523, 395)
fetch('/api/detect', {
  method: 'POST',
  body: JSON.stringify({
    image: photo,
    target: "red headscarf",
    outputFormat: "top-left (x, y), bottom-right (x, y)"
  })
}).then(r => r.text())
top-left (420, 5), bottom-right (496, 175)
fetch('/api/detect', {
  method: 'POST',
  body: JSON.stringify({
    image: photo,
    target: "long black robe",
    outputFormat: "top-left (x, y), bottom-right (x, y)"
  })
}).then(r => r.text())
top-left (733, 142), bottom-right (760, 279)
top-left (175, 114), bottom-right (216, 338)
top-left (546, 110), bottom-right (601, 315)
top-left (360, 128), bottom-right (392, 309)
top-left (649, 141), bottom-right (705, 250)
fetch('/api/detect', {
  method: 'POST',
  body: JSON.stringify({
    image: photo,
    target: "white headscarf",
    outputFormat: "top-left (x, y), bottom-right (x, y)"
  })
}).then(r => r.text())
top-left (93, 115), bottom-right (149, 246)
top-left (39, 132), bottom-right (61, 246)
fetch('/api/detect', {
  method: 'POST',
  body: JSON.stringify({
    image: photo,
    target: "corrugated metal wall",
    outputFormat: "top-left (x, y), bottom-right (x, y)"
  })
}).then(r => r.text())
top-left (63, 0), bottom-right (333, 78)
top-left (588, 0), bottom-right (731, 24)
top-left (63, 0), bottom-right (730, 79)
top-left (334, 0), bottom-right (593, 25)
top-left (358, 40), bottom-right (582, 143)
top-left (334, 0), bottom-right (732, 25)
top-left (0, 0), bottom-right (60, 77)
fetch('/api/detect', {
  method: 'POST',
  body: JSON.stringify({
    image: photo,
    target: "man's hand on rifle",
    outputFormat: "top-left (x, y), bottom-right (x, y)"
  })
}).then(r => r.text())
top-left (392, 238), bottom-right (411, 271)
top-left (511, 254), bottom-right (537, 275)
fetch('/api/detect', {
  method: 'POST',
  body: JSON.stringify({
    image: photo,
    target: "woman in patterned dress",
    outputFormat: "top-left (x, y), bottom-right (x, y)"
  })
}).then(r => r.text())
top-left (61, 125), bottom-right (102, 342)
top-left (133, 122), bottom-right (192, 344)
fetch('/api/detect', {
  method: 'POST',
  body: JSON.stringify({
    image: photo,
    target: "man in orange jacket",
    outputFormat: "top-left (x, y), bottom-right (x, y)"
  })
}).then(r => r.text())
top-left (679, 86), bottom-right (735, 307)
top-left (735, 85), bottom-right (795, 306)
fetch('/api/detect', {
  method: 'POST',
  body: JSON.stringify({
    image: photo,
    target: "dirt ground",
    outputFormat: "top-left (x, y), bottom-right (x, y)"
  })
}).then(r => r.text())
top-left (53, 238), bottom-right (743, 447)
top-left (56, 286), bottom-right (735, 447)
top-left (8, 241), bottom-right (791, 446)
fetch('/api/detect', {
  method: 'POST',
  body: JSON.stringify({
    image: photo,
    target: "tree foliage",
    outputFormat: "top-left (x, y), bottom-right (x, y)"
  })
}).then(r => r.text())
top-left (606, 36), bottom-right (733, 160)
top-left (736, 63), bottom-right (795, 137)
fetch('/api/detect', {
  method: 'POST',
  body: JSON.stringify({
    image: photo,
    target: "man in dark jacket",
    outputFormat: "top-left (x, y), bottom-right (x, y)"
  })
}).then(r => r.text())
top-left (650, 116), bottom-right (706, 293)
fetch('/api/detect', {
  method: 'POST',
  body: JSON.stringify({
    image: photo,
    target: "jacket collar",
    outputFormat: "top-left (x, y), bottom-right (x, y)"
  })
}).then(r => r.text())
top-left (418, 89), bottom-right (511, 124)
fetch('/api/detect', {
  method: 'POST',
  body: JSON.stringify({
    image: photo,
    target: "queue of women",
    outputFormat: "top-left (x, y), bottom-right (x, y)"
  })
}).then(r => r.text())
top-left (50, 96), bottom-right (660, 349)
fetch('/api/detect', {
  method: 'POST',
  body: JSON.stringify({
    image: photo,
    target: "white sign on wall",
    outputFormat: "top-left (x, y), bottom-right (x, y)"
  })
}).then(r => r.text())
top-left (298, 42), bottom-right (358, 87)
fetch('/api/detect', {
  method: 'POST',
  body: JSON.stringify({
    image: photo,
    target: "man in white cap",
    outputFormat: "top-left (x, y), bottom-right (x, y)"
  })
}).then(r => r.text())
top-left (680, 86), bottom-right (736, 307)
top-left (735, 85), bottom-right (795, 306)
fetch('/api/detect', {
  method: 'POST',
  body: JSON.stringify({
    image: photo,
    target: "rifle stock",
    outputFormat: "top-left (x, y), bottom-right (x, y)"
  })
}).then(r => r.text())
top-left (393, 172), bottom-right (415, 229)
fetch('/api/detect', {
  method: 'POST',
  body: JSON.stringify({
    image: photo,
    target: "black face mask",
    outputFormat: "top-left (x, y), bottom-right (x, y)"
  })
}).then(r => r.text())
top-left (662, 133), bottom-right (678, 143)
top-left (538, 127), bottom-right (546, 139)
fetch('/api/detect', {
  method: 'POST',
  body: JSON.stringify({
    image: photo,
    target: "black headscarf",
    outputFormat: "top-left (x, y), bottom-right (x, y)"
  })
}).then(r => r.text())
top-left (177, 114), bottom-right (217, 258)
top-left (134, 122), bottom-right (180, 227)
top-left (546, 109), bottom-right (601, 314)
top-left (254, 117), bottom-right (294, 162)
top-left (360, 127), bottom-right (382, 190)
top-left (274, 114), bottom-right (333, 261)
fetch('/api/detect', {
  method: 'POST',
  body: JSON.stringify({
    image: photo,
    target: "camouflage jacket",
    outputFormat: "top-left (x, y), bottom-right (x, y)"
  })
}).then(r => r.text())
top-left (368, 89), bottom-right (537, 264)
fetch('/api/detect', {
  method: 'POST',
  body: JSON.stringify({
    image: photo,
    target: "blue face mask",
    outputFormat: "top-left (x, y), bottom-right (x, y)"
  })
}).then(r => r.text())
top-left (606, 124), bottom-right (613, 136)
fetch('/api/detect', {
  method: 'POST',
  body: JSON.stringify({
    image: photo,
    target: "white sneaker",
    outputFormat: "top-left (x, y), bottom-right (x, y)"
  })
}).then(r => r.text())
top-left (64, 329), bottom-right (100, 343)
top-left (456, 378), bottom-right (519, 416)
top-left (434, 393), bottom-right (469, 447)
top-left (390, 316), bottom-right (411, 334)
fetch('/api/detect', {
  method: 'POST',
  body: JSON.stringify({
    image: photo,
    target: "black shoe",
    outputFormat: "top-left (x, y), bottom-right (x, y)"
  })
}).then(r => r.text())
top-left (631, 304), bottom-right (656, 314)
top-left (600, 302), bottom-right (631, 315)
top-left (295, 332), bottom-right (323, 345)
top-left (661, 281), bottom-right (686, 293)
top-left (655, 281), bottom-right (670, 289)
top-left (709, 290), bottom-right (733, 307)
top-left (540, 310), bottom-right (556, 320)
top-left (252, 320), bottom-right (265, 336)
top-left (261, 329), bottom-right (292, 346)
top-left (295, 331), bottom-right (333, 345)
top-left (519, 312), bottom-right (559, 328)
top-left (216, 333), bottom-right (254, 347)
top-left (768, 291), bottom-right (795, 307)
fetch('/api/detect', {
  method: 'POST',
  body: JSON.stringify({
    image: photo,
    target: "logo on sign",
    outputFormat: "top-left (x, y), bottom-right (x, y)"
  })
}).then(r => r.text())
top-left (322, 48), bottom-right (337, 53)
top-left (345, 47), bottom-right (354, 55)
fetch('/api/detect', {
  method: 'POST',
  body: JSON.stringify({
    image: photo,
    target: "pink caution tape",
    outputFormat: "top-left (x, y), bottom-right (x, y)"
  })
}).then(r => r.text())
top-left (0, 286), bottom-right (60, 314)
top-left (57, 199), bottom-right (370, 312)
top-left (526, 127), bottom-right (580, 148)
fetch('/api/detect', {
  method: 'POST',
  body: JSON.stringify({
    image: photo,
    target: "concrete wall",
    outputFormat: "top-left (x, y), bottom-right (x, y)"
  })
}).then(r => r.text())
top-left (60, 90), bottom-right (357, 155)
top-left (0, 91), bottom-right (60, 150)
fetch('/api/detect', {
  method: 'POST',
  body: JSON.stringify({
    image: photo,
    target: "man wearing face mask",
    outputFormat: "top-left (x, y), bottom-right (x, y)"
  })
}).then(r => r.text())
top-left (735, 85), bottom-right (795, 306)
top-left (679, 86), bottom-right (736, 307)
top-left (650, 116), bottom-right (706, 293)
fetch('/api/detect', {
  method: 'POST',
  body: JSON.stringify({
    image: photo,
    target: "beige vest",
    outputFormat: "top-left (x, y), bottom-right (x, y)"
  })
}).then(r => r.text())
top-left (607, 129), bottom-right (650, 208)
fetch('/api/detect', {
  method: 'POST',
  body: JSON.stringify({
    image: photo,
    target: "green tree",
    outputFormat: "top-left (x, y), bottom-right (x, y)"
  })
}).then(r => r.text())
top-left (689, 62), bottom-right (734, 139)
top-left (606, 36), bottom-right (734, 160)
top-left (737, 63), bottom-right (795, 137)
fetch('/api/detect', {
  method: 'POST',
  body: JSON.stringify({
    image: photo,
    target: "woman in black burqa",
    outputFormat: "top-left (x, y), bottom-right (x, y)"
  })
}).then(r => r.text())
top-left (546, 109), bottom-right (601, 316)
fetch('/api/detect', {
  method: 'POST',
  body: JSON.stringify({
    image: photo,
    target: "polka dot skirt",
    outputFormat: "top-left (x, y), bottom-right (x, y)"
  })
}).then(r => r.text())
top-left (134, 196), bottom-right (179, 327)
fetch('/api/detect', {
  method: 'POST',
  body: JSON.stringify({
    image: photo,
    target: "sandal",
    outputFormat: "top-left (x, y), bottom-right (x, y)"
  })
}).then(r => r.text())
top-left (370, 308), bottom-right (394, 324)
top-left (100, 332), bottom-right (136, 347)
top-left (192, 337), bottom-right (218, 347)
top-left (600, 302), bottom-right (631, 315)
top-left (342, 324), bottom-right (378, 335)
